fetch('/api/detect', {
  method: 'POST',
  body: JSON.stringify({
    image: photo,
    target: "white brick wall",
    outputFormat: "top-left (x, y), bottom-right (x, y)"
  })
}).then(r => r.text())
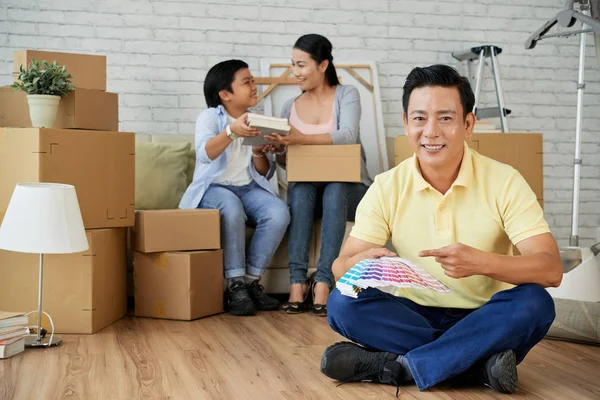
top-left (1, 0), bottom-right (599, 245)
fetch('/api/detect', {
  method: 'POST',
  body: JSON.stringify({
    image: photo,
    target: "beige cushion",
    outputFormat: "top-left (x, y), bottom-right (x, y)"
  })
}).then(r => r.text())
top-left (546, 298), bottom-right (600, 345)
top-left (135, 142), bottom-right (191, 210)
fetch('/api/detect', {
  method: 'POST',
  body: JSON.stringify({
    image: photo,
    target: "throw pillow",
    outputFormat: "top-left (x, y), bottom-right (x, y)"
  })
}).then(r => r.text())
top-left (135, 142), bottom-right (191, 210)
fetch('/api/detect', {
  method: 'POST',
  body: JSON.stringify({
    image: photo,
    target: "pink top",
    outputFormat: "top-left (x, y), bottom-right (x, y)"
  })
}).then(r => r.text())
top-left (289, 101), bottom-right (337, 134)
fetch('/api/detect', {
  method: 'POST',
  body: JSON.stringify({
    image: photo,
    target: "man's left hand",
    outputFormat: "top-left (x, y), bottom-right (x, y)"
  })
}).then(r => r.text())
top-left (419, 243), bottom-right (487, 279)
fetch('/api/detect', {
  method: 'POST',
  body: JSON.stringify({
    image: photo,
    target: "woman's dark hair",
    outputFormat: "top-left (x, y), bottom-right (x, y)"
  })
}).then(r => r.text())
top-left (203, 59), bottom-right (249, 108)
top-left (293, 34), bottom-right (340, 86)
top-left (402, 64), bottom-right (475, 120)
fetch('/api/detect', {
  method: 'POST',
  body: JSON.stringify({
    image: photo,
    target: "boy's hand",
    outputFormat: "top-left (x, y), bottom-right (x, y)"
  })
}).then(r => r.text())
top-left (230, 113), bottom-right (260, 137)
top-left (252, 144), bottom-right (276, 155)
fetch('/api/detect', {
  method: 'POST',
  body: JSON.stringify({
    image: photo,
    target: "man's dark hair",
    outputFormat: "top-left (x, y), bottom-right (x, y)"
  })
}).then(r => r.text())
top-left (203, 59), bottom-right (249, 108)
top-left (294, 34), bottom-right (340, 86)
top-left (402, 64), bottom-right (475, 120)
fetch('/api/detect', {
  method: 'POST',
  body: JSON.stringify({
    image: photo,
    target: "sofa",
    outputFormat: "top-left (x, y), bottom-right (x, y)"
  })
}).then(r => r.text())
top-left (133, 133), bottom-right (355, 294)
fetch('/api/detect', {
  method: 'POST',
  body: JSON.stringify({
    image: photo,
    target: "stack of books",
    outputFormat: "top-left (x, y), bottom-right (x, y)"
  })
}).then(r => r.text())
top-left (0, 311), bottom-right (29, 359)
top-left (243, 113), bottom-right (290, 146)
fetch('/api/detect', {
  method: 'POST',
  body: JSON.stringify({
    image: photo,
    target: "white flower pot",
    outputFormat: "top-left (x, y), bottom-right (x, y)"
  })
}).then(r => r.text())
top-left (27, 94), bottom-right (61, 128)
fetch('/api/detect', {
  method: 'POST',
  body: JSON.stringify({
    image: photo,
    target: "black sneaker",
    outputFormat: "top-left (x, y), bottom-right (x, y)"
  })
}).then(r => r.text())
top-left (247, 280), bottom-right (280, 311)
top-left (228, 281), bottom-right (256, 316)
top-left (320, 342), bottom-right (404, 395)
top-left (482, 350), bottom-right (518, 393)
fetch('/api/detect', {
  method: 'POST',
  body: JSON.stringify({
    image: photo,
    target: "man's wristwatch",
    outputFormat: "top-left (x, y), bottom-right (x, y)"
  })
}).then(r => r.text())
top-left (226, 124), bottom-right (239, 140)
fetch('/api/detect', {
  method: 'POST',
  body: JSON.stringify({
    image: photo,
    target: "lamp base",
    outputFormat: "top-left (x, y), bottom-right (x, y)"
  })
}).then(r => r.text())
top-left (24, 335), bottom-right (62, 347)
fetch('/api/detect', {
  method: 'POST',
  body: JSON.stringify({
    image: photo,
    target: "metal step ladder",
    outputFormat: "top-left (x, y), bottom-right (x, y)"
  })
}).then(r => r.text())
top-left (452, 45), bottom-right (511, 132)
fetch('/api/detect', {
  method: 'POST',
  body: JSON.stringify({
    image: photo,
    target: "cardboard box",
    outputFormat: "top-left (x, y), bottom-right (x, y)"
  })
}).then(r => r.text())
top-left (134, 250), bottom-right (224, 320)
top-left (131, 209), bottom-right (220, 253)
top-left (0, 128), bottom-right (135, 229)
top-left (0, 87), bottom-right (118, 131)
top-left (0, 228), bottom-right (127, 334)
top-left (286, 144), bottom-right (361, 182)
top-left (393, 134), bottom-right (543, 202)
top-left (14, 50), bottom-right (107, 91)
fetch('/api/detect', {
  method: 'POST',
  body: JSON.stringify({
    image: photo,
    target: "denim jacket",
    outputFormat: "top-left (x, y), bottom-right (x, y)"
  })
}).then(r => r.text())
top-left (179, 105), bottom-right (277, 209)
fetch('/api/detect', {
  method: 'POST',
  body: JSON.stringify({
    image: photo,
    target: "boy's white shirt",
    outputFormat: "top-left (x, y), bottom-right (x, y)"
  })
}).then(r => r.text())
top-left (213, 113), bottom-right (253, 186)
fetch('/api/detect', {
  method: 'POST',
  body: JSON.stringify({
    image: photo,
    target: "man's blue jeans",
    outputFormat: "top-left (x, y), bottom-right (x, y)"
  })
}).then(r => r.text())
top-left (327, 284), bottom-right (556, 390)
top-left (198, 181), bottom-right (290, 279)
top-left (288, 182), bottom-right (368, 287)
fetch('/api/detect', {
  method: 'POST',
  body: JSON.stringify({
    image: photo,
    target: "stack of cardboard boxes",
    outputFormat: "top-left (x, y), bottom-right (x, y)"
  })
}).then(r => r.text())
top-left (130, 209), bottom-right (224, 320)
top-left (0, 50), bottom-right (134, 334)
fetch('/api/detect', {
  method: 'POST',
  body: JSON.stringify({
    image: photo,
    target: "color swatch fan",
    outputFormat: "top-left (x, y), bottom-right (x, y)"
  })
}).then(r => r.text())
top-left (336, 257), bottom-right (451, 298)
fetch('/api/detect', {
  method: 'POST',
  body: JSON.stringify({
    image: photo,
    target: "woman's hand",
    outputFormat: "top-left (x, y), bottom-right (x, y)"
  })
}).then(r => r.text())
top-left (264, 125), bottom-right (306, 145)
top-left (230, 113), bottom-right (261, 138)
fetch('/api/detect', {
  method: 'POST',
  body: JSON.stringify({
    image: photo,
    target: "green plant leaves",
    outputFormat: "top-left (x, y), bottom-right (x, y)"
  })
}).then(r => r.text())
top-left (11, 58), bottom-right (75, 97)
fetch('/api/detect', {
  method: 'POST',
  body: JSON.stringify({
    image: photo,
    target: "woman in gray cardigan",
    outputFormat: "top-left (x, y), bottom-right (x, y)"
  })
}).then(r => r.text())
top-left (265, 34), bottom-right (371, 316)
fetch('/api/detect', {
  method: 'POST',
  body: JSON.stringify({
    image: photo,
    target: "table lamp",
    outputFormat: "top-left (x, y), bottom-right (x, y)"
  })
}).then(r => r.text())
top-left (0, 183), bottom-right (88, 347)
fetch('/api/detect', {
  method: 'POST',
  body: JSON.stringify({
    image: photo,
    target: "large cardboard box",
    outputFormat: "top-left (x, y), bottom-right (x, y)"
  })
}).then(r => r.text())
top-left (0, 128), bottom-right (135, 229)
top-left (0, 87), bottom-right (118, 131)
top-left (131, 209), bottom-right (220, 253)
top-left (14, 50), bottom-right (107, 91)
top-left (134, 250), bottom-right (224, 320)
top-left (393, 133), bottom-right (544, 204)
top-left (0, 228), bottom-right (127, 334)
top-left (286, 144), bottom-right (361, 182)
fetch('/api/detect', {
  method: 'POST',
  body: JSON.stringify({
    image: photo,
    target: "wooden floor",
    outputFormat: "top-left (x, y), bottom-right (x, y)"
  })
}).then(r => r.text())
top-left (1, 311), bottom-right (600, 400)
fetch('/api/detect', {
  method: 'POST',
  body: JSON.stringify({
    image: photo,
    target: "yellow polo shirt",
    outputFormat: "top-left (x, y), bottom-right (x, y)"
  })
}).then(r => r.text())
top-left (350, 143), bottom-right (550, 309)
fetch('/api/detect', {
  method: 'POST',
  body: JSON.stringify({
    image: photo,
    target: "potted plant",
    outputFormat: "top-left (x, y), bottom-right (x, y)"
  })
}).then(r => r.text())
top-left (11, 59), bottom-right (75, 128)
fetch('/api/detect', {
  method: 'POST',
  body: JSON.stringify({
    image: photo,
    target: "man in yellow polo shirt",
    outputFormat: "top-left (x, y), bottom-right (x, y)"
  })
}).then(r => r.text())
top-left (319, 65), bottom-right (562, 395)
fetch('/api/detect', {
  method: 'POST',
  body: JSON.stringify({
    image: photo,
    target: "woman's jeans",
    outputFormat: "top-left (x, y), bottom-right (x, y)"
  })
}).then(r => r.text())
top-left (288, 182), bottom-right (368, 287)
top-left (198, 181), bottom-right (290, 279)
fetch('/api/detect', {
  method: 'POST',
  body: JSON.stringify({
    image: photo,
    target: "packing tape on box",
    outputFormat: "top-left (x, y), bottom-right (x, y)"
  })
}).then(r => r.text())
top-left (155, 253), bottom-right (167, 270)
top-left (154, 301), bottom-right (166, 319)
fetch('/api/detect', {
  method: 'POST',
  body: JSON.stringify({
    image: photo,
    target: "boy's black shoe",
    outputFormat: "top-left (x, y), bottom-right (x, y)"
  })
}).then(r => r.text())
top-left (247, 280), bottom-right (280, 311)
top-left (228, 280), bottom-right (257, 316)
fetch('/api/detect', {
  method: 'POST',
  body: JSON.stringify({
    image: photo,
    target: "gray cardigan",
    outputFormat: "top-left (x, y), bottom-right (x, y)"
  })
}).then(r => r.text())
top-left (280, 84), bottom-right (372, 186)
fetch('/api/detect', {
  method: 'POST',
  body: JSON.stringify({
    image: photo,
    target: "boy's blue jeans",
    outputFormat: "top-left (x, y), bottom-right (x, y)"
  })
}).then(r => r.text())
top-left (327, 283), bottom-right (556, 390)
top-left (198, 181), bottom-right (290, 279)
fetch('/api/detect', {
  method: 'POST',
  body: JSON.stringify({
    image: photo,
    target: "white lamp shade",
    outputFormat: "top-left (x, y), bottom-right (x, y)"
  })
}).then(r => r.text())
top-left (0, 183), bottom-right (89, 254)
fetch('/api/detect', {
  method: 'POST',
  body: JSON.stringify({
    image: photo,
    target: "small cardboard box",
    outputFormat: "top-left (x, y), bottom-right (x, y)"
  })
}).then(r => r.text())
top-left (393, 133), bottom-right (544, 204)
top-left (134, 250), bottom-right (224, 320)
top-left (286, 144), bottom-right (361, 182)
top-left (14, 50), bottom-right (107, 91)
top-left (0, 228), bottom-right (127, 334)
top-left (0, 87), bottom-right (118, 131)
top-left (0, 128), bottom-right (135, 229)
top-left (130, 209), bottom-right (221, 253)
